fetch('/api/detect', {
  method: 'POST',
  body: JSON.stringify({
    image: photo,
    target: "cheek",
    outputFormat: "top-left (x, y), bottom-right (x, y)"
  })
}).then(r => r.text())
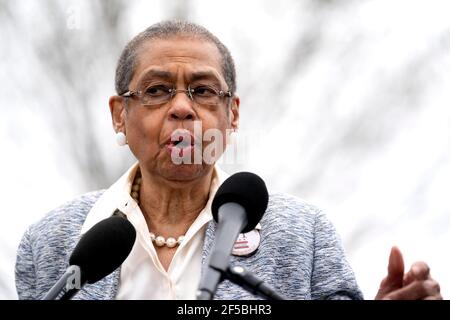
top-left (202, 108), bottom-right (230, 130)
top-left (201, 113), bottom-right (230, 148)
top-left (127, 112), bottom-right (162, 156)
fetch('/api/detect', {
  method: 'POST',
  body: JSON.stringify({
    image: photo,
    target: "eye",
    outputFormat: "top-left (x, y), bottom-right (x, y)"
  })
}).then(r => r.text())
top-left (192, 85), bottom-right (217, 97)
top-left (144, 85), bottom-right (171, 97)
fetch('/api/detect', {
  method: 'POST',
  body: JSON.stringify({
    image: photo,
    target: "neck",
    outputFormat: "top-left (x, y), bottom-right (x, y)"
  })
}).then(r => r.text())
top-left (137, 166), bottom-right (214, 237)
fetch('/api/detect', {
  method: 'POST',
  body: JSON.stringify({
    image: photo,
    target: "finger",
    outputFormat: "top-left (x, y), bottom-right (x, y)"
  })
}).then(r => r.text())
top-left (403, 271), bottom-right (413, 287)
top-left (423, 295), bottom-right (443, 300)
top-left (386, 246), bottom-right (405, 288)
top-left (384, 280), bottom-right (440, 300)
top-left (403, 262), bottom-right (431, 286)
top-left (375, 247), bottom-right (405, 299)
top-left (410, 261), bottom-right (430, 280)
top-left (425, 279), bottom-right (441, 295)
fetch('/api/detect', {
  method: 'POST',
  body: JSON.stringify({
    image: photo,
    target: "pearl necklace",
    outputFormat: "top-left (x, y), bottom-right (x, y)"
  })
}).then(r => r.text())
top-left (131, 172), bottom-right (185, 248)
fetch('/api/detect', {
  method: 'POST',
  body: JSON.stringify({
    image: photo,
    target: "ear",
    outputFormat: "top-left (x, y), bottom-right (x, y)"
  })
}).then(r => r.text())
top-left (109, 95), bottom-right (127, 133)
top-left (229, 96), bottom-right (240, 131)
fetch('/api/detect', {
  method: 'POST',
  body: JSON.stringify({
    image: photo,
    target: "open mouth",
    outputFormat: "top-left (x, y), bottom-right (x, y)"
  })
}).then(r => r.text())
top-left (171, 136), bottom-right (193, 148)
top-left (166, 130), bottom-right (196, 159)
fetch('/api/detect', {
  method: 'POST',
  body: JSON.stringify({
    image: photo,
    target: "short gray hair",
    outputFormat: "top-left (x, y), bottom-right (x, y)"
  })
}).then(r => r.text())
top-left (115, 20), bottom-right (236, 95)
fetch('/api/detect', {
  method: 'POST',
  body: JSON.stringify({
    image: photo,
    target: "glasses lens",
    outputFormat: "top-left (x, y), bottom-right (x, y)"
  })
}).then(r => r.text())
top-left (141, 84), bottom-right (172, 105)
top-left (190, 85), bottom-right (221, 105)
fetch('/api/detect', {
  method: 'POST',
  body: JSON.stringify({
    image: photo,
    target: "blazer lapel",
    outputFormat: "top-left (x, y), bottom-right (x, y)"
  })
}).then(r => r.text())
top-left (201, 220), bottom-right (217, 267)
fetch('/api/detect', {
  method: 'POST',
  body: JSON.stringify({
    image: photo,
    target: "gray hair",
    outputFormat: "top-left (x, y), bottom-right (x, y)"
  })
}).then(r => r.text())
top-left (115, 20), bottom-right (236, 96)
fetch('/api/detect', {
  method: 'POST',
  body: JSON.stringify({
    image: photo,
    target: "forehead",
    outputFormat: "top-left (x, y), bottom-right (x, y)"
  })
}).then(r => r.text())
top-left (132, 37), bottom-right (223, 84)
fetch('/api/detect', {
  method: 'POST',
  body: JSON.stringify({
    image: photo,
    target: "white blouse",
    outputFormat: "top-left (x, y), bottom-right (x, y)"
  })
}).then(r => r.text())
top-left (80, 162), bottom-right (228, 299)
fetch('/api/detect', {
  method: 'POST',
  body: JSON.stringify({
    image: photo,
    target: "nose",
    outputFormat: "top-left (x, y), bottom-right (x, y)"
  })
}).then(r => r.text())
top-left (168, 90), bottom-right (196, 121)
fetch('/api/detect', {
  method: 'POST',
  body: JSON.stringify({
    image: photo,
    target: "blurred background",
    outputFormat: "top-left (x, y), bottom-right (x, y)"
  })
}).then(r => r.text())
top-left (1, 0), bottom-right (449, 299)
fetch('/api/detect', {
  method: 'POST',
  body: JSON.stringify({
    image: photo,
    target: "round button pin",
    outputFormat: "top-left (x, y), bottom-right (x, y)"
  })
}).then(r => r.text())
top-left (232, 229), bottom-right (261, 256)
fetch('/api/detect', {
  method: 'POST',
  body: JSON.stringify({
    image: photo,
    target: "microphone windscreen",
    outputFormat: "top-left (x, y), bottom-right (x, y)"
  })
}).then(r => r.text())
top-left (69, 215), bottom-right (136, 284)
top-left (212, 172), bottom-right (268, 233)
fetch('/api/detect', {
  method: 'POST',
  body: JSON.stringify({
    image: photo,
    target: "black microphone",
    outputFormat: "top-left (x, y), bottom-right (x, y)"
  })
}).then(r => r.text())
top-left (43, 213), bottom-right (136, 300)
top-left (196, 172), bottom-right (269, 300)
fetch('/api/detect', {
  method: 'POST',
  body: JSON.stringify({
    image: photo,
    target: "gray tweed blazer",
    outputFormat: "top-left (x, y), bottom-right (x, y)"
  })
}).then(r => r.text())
top-left (15, 191), bottom-right (363, 300)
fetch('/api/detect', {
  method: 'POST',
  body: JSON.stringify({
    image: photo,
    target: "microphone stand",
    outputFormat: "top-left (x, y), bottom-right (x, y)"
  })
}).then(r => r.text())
top-left (197, 263), bottom-right (286, 300)
top-left (224, 265), bottom-right (286, 300)
top-left (42, 271), bottom-right (75, 300)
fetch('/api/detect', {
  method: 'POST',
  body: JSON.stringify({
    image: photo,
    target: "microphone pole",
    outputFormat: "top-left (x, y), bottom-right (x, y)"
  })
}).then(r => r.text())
top-left (225, 265), bottom-right (286, 300)
top-left (196, 171), bottom-right (269, 300)
top-left (196, 203), bottom-right (247, 300)
top-left (42, 266), bottom-right (84, 300)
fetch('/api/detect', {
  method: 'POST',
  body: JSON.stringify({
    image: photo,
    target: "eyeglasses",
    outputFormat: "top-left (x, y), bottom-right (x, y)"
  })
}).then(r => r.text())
top-left (121, 84), bottom-right (232, 106)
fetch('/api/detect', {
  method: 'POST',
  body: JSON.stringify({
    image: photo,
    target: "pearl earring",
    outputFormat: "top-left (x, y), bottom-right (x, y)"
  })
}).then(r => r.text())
top-left (228, 130), bottom-right (238, 145)
top-left (116, 132), bottom-right (127, 146)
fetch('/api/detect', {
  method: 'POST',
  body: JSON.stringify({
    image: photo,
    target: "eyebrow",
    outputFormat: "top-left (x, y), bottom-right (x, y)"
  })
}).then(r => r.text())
top-left (138, 69), bottom-right (173, 83)
top-left (189, 71), bottom-right (221, 83)
top-left (137, 69), bottom-right (223, 87)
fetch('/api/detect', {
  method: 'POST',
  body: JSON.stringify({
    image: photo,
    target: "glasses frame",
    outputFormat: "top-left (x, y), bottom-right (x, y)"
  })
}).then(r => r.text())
top-left (120, 84), bottom-right (232, 106)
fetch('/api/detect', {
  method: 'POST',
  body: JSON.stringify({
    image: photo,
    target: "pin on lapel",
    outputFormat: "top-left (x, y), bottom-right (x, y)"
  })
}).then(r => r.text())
top-left (231, 225), bottom-right (261, 256)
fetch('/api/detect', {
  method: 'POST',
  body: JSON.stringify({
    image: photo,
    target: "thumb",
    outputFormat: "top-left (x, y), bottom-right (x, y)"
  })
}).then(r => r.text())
top-left (376, 246), bottom-right (405, 298)
top-left (386, 246), bottom-right (404, 286)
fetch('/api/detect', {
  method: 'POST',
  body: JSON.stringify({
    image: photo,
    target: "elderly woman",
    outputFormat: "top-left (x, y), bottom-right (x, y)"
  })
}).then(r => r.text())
top-left (15, 21), bottom-right (441, 300)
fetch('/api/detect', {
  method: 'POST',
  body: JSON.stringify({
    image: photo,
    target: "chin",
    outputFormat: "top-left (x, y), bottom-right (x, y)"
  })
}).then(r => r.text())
top-left (162, 163), bottom-right (208, 182)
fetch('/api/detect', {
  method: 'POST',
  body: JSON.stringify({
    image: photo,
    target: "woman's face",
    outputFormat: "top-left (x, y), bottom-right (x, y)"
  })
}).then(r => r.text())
top-left (111, 37), bottom-right (239, 183)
